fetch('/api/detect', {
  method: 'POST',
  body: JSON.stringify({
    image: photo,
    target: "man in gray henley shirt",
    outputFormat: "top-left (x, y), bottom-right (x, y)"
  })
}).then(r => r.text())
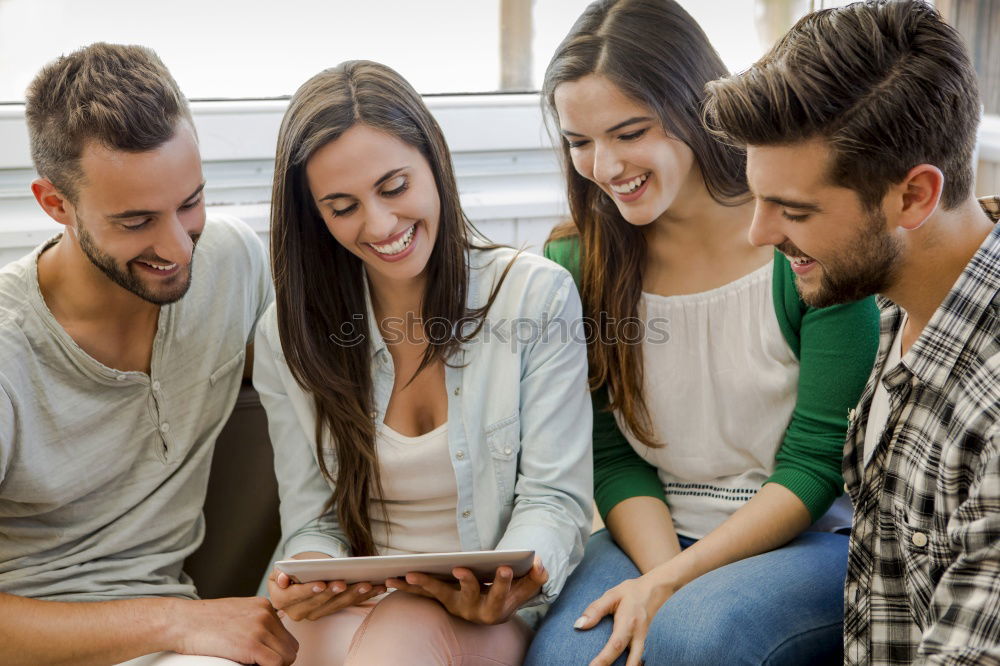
top-left (0, 43), bottom-right (297, 666)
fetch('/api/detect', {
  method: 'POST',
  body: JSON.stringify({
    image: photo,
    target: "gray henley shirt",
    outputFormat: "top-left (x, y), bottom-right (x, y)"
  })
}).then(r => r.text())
top-left (0, 214), bottom-right (271, 600)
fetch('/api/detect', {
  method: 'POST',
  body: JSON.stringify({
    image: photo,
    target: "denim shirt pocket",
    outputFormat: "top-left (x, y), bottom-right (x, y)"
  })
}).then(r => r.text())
top-left (485, 414), bottom-right (521, 505)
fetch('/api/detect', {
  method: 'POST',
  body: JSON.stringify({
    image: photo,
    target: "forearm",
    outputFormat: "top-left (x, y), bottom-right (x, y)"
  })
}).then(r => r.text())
top-left (605, 496), bottom-right (681, 574)
top-left (647, 483), bottom-right (811, 593)
top-left (0, 593), bottom-right (178, 666)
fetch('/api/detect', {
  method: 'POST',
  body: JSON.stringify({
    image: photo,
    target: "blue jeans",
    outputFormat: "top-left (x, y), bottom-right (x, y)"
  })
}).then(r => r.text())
top-left (525, 530), bottom-right (847, 665)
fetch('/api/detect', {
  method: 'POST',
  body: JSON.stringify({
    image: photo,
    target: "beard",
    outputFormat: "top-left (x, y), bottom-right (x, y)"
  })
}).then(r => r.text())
top-left (779, 207), bottom-right (902, 308)
top-left (76, 218), bottom-right (197, 305)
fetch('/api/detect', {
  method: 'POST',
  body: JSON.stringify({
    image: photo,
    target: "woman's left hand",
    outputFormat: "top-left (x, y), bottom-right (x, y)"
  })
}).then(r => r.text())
top-left (385, 557), bottom-right (547, 625)
top-left (575, 573), bottom-right (672, 666)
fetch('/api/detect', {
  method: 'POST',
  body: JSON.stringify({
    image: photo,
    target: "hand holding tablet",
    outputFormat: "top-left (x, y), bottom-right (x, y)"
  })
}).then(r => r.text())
top-left (386, 552), bottom-right (548, 625)
top-left (269, 549), bottom-right (543, 625)
top-left (275, 549), bottom-right (535, 585)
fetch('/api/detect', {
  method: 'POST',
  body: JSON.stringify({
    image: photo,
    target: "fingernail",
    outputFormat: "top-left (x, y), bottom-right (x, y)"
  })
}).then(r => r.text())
top-left (358, 585), bottom-right (370, 594)
top-left (312, 585), bottom-right (322, 593)
top-left (276, 610), bottom-right (286, 618)
top-left (333, 583), bottom-right (345, 594)
top-left (573, 615), bottom-right (588, 629)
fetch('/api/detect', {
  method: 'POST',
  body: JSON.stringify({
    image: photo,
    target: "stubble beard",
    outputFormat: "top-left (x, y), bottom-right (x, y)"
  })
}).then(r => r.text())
top-left (75, 218), bottom-right (196, 306)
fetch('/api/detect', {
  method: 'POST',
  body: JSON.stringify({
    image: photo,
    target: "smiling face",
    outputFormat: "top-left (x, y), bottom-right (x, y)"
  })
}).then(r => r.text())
top-left (305, 124), bottom-right (441, 288)
top-left (746, 138), bottom-right (903, 307)
top-left (553, 74), bottom-right (700, 226)
top-left (69, 121), bottom-right (206, 305)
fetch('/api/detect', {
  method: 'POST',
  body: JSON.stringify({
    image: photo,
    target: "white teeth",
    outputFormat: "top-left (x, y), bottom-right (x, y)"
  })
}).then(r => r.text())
top-left (791, 257), bottom-right (814, 266)
top-left (370, 224), bottom-right (416, 256)
top-left (140, 261), bottom-right (177, 271)
top-left (610, 173), bottom-right (648, 194)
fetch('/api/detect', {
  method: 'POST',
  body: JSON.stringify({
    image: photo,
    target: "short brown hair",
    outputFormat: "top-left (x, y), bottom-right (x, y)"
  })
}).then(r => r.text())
top-left (25, 42), bottom-right (193, 202)
top-left (704, 0), bottom-right (980, 210)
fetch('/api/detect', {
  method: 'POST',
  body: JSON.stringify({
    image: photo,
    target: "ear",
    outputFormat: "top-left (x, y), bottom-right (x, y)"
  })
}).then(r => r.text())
top-left (894, 164), bottom-right (943, 231)
top-left (30, 178), bottom-right (75, 227)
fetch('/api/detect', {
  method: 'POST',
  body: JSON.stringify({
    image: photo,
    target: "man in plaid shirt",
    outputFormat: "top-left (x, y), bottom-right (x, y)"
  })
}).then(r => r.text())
top-left (705, 0), bottom-right (1000, 663)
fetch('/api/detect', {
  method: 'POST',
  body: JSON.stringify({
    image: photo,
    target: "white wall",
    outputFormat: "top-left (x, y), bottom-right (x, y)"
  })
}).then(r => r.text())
top-left (4, 97), bottom-right (999, 269)
top-left (0, 94), bottom-right (569, 268)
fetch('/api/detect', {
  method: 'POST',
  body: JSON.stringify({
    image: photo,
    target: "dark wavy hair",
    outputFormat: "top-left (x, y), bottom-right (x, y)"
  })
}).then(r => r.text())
top-left (704, 0), bottom-right (979, 211)
top-left (271, 61), bottom-right (513, 555)
top-left (543, 0), bottom-right (749, 447)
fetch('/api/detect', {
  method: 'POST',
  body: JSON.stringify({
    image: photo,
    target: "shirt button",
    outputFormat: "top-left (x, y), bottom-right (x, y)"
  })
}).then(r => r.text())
top-left (504, 447), bottom-right (513, 455)
top-left (454, 387), bottom-right (461, 396)
top-left (152, 380), bottom-right (161, 391)
top-left (456, 451), bottom-right (465, 460)
top-left (911, 532), bottom-right (928, 548)
top-left (844, 482), bottom-right (849, 493)
top-left (462, 510), bottom-right (471, 519)
top-left (370, 410), bottom-right (377, 419)
top-left (159, 422), bottom-right (170, 434)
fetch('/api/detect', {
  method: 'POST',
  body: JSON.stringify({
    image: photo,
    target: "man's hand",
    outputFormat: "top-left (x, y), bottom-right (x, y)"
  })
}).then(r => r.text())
top-left (385, 556), bottom-right (547, 625)
top-left (166, 597), bottom-right (299, 666)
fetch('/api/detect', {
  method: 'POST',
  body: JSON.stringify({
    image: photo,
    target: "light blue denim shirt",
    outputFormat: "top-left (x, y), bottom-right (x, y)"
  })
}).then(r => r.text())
top-left (253, 245), bottom-right (593, 603)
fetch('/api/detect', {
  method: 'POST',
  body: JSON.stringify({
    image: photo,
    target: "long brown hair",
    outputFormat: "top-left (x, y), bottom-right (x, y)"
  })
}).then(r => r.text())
top-left (543, 0), bottom-right (748, 447)
top-left (271, 61), bottom-right (513, 555)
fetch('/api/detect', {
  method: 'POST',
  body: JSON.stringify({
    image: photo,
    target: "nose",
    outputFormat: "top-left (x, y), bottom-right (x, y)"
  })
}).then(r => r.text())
top-left (748, 204), bottom-right (786, 248)
top-left (152, 213), bottom-right (195, 265)
top-left (591, 141), bottom-right (624, 184)
top-left (365, 200), bottom-right (399, 241)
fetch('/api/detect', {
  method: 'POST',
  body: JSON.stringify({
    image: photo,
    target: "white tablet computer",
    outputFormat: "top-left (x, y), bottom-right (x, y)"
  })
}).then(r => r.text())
top-left (275, 549), bottom-right (535, 585)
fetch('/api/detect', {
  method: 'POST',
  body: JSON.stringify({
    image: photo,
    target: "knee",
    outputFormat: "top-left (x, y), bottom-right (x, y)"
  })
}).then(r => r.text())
top-left (525, 614), bottom-right (616, 666)
top-left (358, 590), bottom-right (450, 636)
top-left (346, 592), bottom-right (453, 662)
top-left (644, 596), bottom-right (841, 666)
top-left (642, 596), bottom-right (769, 665)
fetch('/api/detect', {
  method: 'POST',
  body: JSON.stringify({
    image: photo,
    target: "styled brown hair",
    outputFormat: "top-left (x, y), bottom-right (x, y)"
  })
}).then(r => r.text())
top-left (543, 0), bottom-right (748, 447)
top-left (271, 60), bottom-right (513, 556)
top-left (704, 0), bottom-right (980, 211)
top-left (24, 42), bottom-right (193, 203)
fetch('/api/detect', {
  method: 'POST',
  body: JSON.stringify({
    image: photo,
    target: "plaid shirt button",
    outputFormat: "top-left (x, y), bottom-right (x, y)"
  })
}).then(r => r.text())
top-left (841, 196), bottom-right (1000, 665)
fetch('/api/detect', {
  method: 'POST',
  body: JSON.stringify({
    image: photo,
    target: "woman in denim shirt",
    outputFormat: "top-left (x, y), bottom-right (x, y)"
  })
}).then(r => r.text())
top-left (252, 60), bottom-right (592, 665)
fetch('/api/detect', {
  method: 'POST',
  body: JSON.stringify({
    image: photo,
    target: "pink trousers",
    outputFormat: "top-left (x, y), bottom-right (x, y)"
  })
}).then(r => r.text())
top-left (283, 590), bottom-right (532, 666)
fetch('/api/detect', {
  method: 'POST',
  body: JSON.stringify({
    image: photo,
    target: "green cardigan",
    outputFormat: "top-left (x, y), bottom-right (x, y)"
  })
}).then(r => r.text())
top-left (545, 236), bottom-right (879, 522)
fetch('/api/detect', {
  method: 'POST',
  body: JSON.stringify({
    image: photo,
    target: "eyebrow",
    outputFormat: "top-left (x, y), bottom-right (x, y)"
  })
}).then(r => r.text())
top-left (560, 116), bottom-right (654, 138)
top-left (318, 167), bottom-right (409, 202)
top-left (761, 195), bottom-right (823, 213)
top-left (106, 182), bottom-right (206, 221)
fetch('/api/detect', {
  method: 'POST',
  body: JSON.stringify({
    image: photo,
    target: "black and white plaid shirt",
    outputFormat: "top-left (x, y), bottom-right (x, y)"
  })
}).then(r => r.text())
top-left (843, 195), bottom-right (1000, 665)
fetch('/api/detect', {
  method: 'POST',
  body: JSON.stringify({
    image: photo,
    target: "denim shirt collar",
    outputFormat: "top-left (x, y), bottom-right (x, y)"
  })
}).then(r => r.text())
top-left (362, 245), bottom-right (485, 361)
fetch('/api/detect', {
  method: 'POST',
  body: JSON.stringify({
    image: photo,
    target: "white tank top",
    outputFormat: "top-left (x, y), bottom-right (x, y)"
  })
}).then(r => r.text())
top-left (617, 262), bottom-right (801, 539)
top-left (370, 422), bottom-right (462, 555)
